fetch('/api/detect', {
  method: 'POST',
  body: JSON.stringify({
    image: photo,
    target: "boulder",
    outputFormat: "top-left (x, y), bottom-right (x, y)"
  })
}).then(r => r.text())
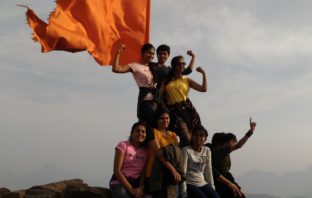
top-left (0, 188), bottom-right (11, 197)
top-left (62, 184), bottom-right (111, 198)
top-left (1, 191), bottom-right (25, 198)
top-left (0, 179), bottom-right (111, 198)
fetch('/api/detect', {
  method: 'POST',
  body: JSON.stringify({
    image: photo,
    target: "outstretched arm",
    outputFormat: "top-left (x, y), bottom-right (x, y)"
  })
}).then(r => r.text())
top-left (187, 66), bottom-right (207, 92)
top-left (182, 50), bottom-right (195, 75)
top-left (112, 44), bottom-right (131, 73)
top-left (232, 118), bottom-right (257, 151)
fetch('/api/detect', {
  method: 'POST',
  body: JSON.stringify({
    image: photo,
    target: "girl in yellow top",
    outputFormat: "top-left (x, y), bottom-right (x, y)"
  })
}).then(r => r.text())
top-left (165, 55), bottom-right (207, 146)
top-left (145, 108), bottom-right (181, 198)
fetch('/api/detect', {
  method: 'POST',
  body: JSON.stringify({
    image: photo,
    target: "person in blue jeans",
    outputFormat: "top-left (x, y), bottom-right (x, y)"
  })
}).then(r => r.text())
top-left (109, 122), bottom-right (148, 198)
top-left (181, 126), bottom-right (220, 198)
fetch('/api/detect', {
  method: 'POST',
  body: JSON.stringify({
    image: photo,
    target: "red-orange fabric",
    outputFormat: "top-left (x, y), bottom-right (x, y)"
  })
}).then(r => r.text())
top-left (25, 0), bottom-right (150, 66)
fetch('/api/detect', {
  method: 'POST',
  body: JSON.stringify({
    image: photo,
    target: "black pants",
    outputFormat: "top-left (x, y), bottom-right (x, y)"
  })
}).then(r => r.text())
top-left (215, 172), bottom-right (245, 198)
top-left (138, 100), bottom-right (158, 126)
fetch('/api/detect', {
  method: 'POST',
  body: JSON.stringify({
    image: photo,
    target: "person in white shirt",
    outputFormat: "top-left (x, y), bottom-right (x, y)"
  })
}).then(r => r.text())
top-left (181, 126), bottom-right (220, 198)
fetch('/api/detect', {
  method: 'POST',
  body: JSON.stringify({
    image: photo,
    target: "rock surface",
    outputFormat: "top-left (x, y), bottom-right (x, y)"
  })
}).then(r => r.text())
top-left (0, 179), bottom-right (111, 198)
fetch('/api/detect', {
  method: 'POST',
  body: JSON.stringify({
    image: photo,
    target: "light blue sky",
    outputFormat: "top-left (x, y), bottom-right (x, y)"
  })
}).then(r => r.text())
top-left (1, 0), bottom-right (312, 189)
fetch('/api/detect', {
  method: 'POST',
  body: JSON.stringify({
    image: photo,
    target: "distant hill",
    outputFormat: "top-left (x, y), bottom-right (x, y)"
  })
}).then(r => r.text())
top-left (246, 194), bottom-right (281, 198)
top-left (238, 165), bottom-right (312, 198)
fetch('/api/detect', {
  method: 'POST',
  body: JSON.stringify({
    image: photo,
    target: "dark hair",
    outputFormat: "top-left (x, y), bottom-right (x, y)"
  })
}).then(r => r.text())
top-left (165, 55), bottom-right (184, 85)
top-left (157, 44), bottom-right (170, 55)
top-left (129, 121), bottom-right (147, 141)
top-left (153, 107), bottom-right (170, 128)
top-left (141, 43), bottom-right (155, 54)
top-left (190, 125), bottom-right (208, 145)
top-left (192, 125), bottom-right (208, 137)
top-left (211, 132), bottom-right (226, 146)
top-left (171, 55), bottom-right (184, 69)
top-left (224, 133), bottom-right (237, 143)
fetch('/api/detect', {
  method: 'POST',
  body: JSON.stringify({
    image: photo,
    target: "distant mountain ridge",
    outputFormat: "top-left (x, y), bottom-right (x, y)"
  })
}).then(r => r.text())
top-left (245, 194), bottom-right (281, 198)
top-left (238, 165), bottom-right (312, 198)
top-left (1, 164), bottom-right (312, 198)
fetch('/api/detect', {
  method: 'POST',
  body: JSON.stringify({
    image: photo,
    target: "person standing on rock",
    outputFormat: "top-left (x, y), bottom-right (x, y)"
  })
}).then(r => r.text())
top-left (112, 43), bottom-right (157, 127)
top-left (164, 55), bottom-right (207, 146)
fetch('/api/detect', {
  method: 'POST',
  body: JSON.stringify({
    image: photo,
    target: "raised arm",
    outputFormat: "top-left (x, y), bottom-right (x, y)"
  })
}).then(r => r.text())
top-left (112, 44), bottom-right (131, 73)
top-left (232, 118), bottom-right (257, 151)
top-left (182, 50), bottom-right (195, 75)
top-left (187, 66), bottom-right (207, 92)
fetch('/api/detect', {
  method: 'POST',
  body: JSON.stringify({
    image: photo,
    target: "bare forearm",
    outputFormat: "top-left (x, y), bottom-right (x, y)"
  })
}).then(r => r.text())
top-left (186, 55), bottom-right (195, 72)
top-left (114, 170), bottom-right (133, 192)
top-left (112, 45), bottom-right (130, 73)
top-left (218, 175), bottom-right (232, 186)
top-left (112, 51), bottom-right (123, 73)
top-left (201, 72), bottom-right (207, 92)
top-left (234, 130), bottom-right (253, 150)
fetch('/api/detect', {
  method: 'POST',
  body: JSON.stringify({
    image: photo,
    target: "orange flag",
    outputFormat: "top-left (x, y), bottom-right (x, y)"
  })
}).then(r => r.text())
top-left (23, 0), bottom-right (150, 66)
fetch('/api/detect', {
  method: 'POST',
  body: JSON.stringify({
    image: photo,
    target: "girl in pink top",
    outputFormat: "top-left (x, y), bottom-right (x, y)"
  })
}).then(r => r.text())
top-left (110, 122), bottom-right (148, 198)
top-left (112, 43), bottom-right (157, 127)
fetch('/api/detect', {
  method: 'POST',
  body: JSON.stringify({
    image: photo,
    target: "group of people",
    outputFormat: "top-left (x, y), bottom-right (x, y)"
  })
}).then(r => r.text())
top-left (109, 43), bottom-right (257, 198)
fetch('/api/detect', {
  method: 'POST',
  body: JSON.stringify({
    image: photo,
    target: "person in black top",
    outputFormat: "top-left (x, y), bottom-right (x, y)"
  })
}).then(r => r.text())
top-left (207, 118), bottom-right (257, 198)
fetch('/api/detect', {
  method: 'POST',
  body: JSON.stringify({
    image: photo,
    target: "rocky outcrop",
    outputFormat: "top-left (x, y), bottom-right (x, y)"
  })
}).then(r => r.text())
top-left (0, 189), bottom-right (11, 197)
top-left (0, 179), bottom-right (111, 198)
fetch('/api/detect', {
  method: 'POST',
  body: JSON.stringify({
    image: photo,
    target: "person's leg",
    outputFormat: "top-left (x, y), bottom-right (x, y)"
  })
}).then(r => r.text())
top-left (110, 184), bottom-right (133, 198)
top-left (181, 99), bottom-right (202, 130)
top-left (186, 184), bottom-right (206, 198)
top-left (199, 184), bottom-right (220, 198)
top-left (168, 108), bottom-right (191, 147)
top-left (167, 185), bottom-right (177, 198)
top-left (177, 119), bottom-right (191, 147)
top-left (215, 181), bottom-right (236, 198)
top-left (138, 100), bottom-right (158, 126)
top-left (151, 190), bottom-right (163, 198)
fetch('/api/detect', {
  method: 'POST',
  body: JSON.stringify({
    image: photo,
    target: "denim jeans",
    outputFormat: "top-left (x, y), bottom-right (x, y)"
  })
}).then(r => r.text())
top-left (110, 184), bottom-right (133, 198)
top-left (187, 184), bottom-right (220, 198)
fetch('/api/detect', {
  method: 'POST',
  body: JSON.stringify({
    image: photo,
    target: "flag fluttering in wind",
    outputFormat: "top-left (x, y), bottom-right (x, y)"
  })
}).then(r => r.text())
top-left (23, 0), bottom-right (150, 66)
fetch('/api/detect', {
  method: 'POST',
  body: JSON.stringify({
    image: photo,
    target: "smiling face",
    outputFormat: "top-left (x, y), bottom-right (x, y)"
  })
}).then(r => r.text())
top-left (131, 125), bottom-right (146, 144)
top-left (157, 50), bottom-right (169, 65)
top-left (141, 48), bottom-right (155, 64)
top-left (175, 58), bottom-right (186, 73)
top-left (156, 112), bottom-right (170, 130)
top-left (191, 130), bottom-right (207, 147)
top-left (191, 127), bottom-right (208, 148)
top-left (171, 56), bottom-right (186, 76)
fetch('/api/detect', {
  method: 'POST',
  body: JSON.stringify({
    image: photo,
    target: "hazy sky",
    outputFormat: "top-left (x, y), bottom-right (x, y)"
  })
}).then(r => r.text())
top-left (1, 0), bottom-right (312, 189)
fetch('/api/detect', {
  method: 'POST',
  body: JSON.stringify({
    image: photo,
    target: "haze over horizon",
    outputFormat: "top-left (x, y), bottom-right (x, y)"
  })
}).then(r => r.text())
top-left (1, 0), bottom-right (312, 195)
